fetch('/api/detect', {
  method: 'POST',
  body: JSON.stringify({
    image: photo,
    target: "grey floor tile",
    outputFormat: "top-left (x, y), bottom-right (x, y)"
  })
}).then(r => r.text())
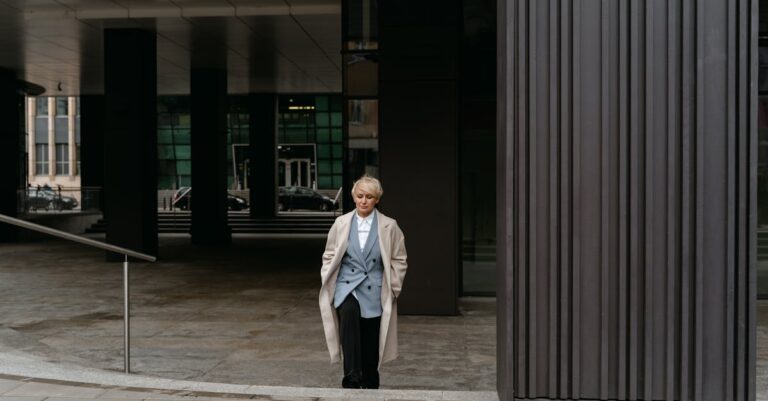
top-left (0, 397), bottom-right (46, 401)
top-left (0, 380), bottom-right (24, 395)
top-left (3, 383), bottom-right (107, 398)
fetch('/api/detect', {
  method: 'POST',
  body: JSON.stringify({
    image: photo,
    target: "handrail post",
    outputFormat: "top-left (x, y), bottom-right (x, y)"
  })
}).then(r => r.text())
top-left (123, 254), bottom-right (130, 374)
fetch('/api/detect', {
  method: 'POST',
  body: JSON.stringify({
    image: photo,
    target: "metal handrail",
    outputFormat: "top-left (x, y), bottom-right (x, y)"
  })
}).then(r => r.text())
top-left (0, 213), bottom-right (155, 374)
top-left (0, 214), bottom-right (155, 261)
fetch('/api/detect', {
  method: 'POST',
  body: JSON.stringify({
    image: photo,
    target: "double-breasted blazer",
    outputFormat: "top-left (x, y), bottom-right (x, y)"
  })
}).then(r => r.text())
top-left (319, 209), bottom-right (408, 368)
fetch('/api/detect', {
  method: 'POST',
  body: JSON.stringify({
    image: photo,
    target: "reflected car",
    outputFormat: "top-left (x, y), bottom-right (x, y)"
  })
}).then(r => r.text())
top-left (172, 187), bottom-right (249, 211)
top-left (26, 189), bottom-right (79, 211)
top-left (278, 186), bottom-right (337, 211)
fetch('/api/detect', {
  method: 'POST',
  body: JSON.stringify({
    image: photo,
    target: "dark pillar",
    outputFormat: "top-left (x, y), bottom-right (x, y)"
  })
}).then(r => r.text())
top-left (79, 95), bottom-right (104, 210)
top-left (104, 29), bottom-right (157, 258)
top-left (190, 69), bottom-right (231, 245)
top-left (379, 0), bottom-right (460, 315)
top-left (248, 94), bottom-right (277, 218)
top-left (0, 69), bottom-right (21, 241)
top-left (496, 0), bottom-right (756, 400)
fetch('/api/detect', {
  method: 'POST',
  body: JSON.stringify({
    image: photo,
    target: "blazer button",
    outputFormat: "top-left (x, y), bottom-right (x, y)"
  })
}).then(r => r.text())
top-left (346, 281), bottom-right (350, 284)
top-left (373, 259), bottom-right (376, 262)
top-left (365, 272), bottom-right (368, 276)
top-left (368, 286), bottom-right (371, 290)
top-left (351, 269), bottom-right (355, 272)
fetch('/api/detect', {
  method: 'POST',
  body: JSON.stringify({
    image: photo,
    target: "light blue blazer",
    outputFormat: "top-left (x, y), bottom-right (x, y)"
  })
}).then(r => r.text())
top-left (333, 212), bottom-right (384, 318)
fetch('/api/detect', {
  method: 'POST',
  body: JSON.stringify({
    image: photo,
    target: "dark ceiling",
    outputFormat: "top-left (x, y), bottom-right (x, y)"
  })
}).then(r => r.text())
top-left (0, 0), bottom-right (342, 95)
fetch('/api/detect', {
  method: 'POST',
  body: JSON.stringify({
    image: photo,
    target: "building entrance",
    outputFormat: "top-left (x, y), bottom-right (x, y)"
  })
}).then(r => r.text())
top-left (278, 158), bottom-right (312, 188)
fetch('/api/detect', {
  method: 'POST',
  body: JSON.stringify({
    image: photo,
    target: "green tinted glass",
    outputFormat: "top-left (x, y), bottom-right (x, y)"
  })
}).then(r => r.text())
top-left (331, 96), bottom-right (343, 112)
top-left (317, 160), bottom-right (331, 174)
top-left (317, 128), bottom-right (331, 142)
top-left (318, 175), bottom-right (332, 189)
top-left (317, 144), bottom-right (331, 158)
top-left (175, 145), bottom-right (191, 159)
top-left (158, 145), bottom-right (175, 160)
top-left (178, 115), bottom-right (191, 128)
top-left (316, 96), bottom-right (329, 111)
top-left (331, 112), bottom-right (342, 127)
top-left (316, 112), bottom-right (330, 126)
top-left (177, 161), bottom-right (192, 175)
top-left (286, 129), bottom-right (306, 143)
top-left (178, 175), bottom-right (192, 187)
top-left (158, 175), bottom-right (175, 190)
top-left (174, 131), bottom-right (191, 144)
top-left (158, 130), bottom-right (174, 144)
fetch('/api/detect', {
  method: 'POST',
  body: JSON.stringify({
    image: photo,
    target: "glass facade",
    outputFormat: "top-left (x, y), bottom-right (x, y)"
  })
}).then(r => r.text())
top-left (758, 8), bottom-right (768, 298)
top-left (156, 95), bottom-right (344, 191)
top-left (278, 95), bottom-right (344, 189)
top-left (157, 97), bottom-right (191, 189)
top-left (460, 0), bottom-right (496, 295)
top-left (343, 0), bottom-right (379, 211)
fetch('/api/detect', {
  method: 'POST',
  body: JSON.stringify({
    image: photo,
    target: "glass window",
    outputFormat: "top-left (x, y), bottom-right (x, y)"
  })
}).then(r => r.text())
top-left (158, 175), bottom-right (176, 189)
top-left (317, 128), bottom-right (331, 142)
top-left (175, 145), bottom-right (191, 159)
top-left (158, 145), bottom-right (176, 160)
top-left (158, 130), bottom-right (174, 144)
top-left (317, 160), bottom-right (331, 175)
top-left (316, 96), bottom-right (329, 111)
top-left (315, 112), bottom-right (330, 126)
top-left (317, 144), bottom-right (331, 158)
top-left (36, 98), bottom-right (48, 115)
top-left (176, 160), bottom-right (192, 175)
top-left (174, 130), bottom-right (191, 144)
top-left (35, 144), bottom-right (48, 175)
top-left (332, 128), bottom-right (343, 142)
top-left (318, 175), bottom-right (332, 188)
top-left (178, 175), bottom-right (192, 187)
top-left (331, 112), bottom-right (343, 127)
top-left (55, 144), bottom-right (69, 175)
top-left (56, 97), bottom-right (68, 116)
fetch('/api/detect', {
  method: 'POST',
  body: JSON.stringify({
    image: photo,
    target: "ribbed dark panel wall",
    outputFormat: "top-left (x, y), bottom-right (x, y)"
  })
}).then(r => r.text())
top-left (496, 0), bottom-right (757, 400)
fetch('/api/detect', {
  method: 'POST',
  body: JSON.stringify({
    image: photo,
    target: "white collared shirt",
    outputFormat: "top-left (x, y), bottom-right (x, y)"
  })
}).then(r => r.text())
top-left (356, 210), bottom-right (374, 250)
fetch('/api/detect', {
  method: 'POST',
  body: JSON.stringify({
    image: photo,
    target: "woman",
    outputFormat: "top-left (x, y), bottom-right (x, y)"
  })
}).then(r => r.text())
top-left (318, 175), bottom-right (408, 389)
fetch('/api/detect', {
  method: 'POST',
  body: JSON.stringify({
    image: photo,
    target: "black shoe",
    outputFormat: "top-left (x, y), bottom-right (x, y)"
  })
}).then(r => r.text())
top-left (342, 374), bottom-right (362, 389)
top-left (361, 372), bottom-right (379, 389)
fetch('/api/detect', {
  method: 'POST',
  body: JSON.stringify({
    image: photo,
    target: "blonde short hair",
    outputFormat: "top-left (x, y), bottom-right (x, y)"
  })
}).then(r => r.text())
top-left (351, 175), bottom-right (384, 199)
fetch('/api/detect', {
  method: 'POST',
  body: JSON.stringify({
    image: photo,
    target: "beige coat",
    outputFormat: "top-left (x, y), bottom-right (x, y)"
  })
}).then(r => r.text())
top-left (318, 210), bottom-right (408, 368)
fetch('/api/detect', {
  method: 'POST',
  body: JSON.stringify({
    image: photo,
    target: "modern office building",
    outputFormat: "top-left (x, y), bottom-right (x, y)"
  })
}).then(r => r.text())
top-left (0, 0), bottom-right (759, 400)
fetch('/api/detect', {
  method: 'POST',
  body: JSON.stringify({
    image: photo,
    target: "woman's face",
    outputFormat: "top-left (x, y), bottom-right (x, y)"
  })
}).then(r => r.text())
top-left (353, 188), bottom-right (379, 217)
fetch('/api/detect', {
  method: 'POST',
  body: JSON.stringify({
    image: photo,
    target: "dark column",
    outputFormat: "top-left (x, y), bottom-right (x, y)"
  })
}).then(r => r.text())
top-left (0, 69), bottom-right (21, 242)
top-left (79, 95), bottom-right (104, 210)
top-left (379, 0), bottom-right (460, 315)
top-left (248, 94), bottom-right (277, 218)
top-left (190, 69), bottom-right (230, 245)
top-left (496, 0), bottom-right (756, 400)
top-left (104, 29), bottom-right (157, 258)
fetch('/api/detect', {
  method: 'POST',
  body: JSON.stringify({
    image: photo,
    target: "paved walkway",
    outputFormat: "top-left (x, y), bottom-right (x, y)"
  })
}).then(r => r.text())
top-left (0, 236), bottom-right (496, 400)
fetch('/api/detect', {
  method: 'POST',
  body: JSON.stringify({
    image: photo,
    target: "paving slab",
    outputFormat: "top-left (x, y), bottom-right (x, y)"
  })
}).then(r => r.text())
top-left (0, 237), bottom-right (495, 392)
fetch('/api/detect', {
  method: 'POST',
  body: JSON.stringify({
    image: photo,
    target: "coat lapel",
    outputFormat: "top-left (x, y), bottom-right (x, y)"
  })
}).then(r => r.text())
top-left (361, 211), bottom-right (379, 260)
top-left (348, 214), bottom-right (364, 261)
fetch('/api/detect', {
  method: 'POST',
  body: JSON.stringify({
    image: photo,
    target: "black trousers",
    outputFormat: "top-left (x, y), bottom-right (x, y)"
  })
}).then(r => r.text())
top-left (337, 294), bottom-right (380, 389)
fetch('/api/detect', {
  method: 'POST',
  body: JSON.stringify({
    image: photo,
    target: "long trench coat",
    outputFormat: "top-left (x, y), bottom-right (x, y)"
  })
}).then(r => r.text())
top-left (318, 210), bottom-right (408, 368)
